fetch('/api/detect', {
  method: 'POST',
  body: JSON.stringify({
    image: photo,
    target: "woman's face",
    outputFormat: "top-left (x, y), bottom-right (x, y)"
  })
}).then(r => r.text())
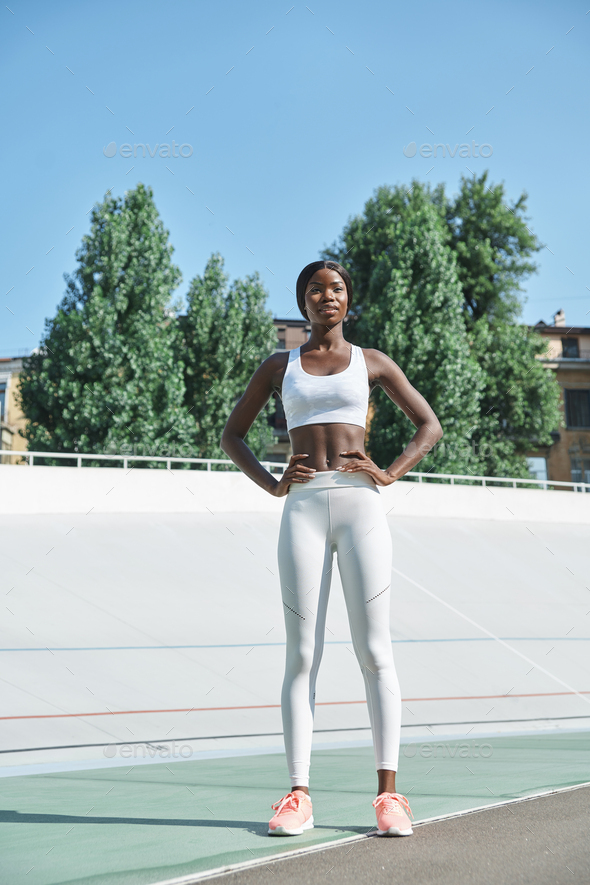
top-left (304, 268), bottom-right (348, 324)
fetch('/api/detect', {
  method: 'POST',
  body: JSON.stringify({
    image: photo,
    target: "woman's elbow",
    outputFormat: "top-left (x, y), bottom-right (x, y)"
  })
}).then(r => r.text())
top-left (220, 426), bottom-right (232, 454)
top-left (220, 426), bottom-right (242, 454)
top-left (420, 417), bottom-right (443, 442)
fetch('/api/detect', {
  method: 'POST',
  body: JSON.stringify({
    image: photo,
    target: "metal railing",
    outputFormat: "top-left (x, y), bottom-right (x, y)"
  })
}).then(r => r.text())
top-left (561, 349), bottom-right (590, 360)
top-left (543, 349), bottom-right (590, 361)
top-left (1, 449), bottom-right (589, 492)
top-left (402, 469), bottom-right (589, 493)
top-left (0, 450), bottom-right (286, 474)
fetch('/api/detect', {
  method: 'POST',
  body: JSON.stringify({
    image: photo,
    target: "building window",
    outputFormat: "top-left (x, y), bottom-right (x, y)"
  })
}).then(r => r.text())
top-left (571, 457), bottom-right (590, 484)
top-left (565, 390), bottom-right (590, 427)
top-left (561, 337), bottom-right (580, 358)
top-left (526, 457), bottom-right (547, 482)
top-left (277, 337), bottom-right (286, 349)
top-left (0, 383), bottom-right (6, 421)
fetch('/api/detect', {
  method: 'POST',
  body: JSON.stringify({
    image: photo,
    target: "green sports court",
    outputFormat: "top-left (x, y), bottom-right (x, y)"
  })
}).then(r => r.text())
top-left (1, 733), bottom-right (589, 883)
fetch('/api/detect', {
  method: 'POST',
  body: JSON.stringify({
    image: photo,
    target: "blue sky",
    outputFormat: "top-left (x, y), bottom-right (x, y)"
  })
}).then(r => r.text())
top-left (2, 0), bottom-right (590, 356)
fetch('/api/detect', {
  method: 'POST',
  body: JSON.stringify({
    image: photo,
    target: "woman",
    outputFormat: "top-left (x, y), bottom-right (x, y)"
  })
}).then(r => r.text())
top-left (221, 260), bottom-right (443, 837)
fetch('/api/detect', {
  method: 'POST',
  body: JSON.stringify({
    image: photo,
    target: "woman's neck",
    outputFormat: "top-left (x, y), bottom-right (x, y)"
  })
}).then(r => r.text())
top-left (305, 322), bottom-right (347, 350)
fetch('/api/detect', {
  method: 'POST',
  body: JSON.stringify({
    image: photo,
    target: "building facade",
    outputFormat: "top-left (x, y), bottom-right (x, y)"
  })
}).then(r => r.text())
top-left (0, 357), bottom-right (27, 463)
top-left (530, 311), bottom-right (590, 485)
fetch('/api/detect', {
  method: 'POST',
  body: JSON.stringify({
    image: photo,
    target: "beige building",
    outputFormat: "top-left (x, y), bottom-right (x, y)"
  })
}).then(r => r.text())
top-left (0, 357), bottom-right (28, 463)
top-left (529, 310), bottom-right (590, 485)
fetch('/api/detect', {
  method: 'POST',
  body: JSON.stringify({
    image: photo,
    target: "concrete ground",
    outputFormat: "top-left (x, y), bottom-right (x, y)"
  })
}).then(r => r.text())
top-left (214, 784), bottom-right (590, 885)
top-left (1, 732), bottom-right (588, 885)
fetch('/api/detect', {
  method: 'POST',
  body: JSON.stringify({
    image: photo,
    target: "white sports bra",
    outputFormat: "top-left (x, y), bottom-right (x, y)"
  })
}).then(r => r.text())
top-left (281, 344), bottom-right (370, 432)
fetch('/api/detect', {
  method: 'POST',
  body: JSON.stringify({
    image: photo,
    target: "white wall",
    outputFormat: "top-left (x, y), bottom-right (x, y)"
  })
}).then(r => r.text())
top-left (2, 465), bottom-right (588, 771)
top-left (0, 464), bottom-right (588, 522)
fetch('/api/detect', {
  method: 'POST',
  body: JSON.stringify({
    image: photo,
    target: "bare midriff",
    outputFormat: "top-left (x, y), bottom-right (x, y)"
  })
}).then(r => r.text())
top-left (288, 423), bottom-right (368, 472)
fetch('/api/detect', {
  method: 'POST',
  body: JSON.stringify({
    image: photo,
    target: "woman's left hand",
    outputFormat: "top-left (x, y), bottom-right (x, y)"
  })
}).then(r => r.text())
top-left (337, 450), bottom-right (396, 486)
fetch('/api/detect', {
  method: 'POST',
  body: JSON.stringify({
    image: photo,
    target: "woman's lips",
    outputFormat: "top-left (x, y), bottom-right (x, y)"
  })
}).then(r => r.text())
top-left (319, 307), bottom-right (338, 314)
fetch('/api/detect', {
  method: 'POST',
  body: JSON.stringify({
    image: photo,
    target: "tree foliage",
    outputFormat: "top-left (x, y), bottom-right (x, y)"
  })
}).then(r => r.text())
top-left (18, 184), bottom-right (192, 459)
top-left (18, 175), bottom-right (561, 479)
top-left (443, 174), bottom-right (561, 476)
top-left (442, 172), bottom-right (541, 325)
top-left (325, 177), bottom-right (561, 478)
top-left (18, 185), bottom-right (278, 464)
top-left (179, 254), bottom-right (277, 460)
top-left (469, 319), bottom-right (561, 477)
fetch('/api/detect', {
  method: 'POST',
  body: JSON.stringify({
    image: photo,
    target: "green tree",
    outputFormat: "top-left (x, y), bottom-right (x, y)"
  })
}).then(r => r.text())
top-left (179, 254), bottom-right (277, 461)
top-left (18, 183), bottom-right (193, 460)
top-left (442, 171), bottom-right (540, 325)
top-left (325, 178), bottom-right (562, 479)
top-left (324, 182), bottom-right (442, 319)
top-left (442, 173), bottom-right (562, 476)
top-left (327, 184), bottom-right (484, 474)
top-left (469, 319), bottom-right (562, 477)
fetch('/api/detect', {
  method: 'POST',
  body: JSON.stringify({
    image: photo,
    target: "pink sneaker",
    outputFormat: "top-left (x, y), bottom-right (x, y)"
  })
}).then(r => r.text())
top-left (268, 790), bottom-right (314, 836)
top-left (372, 792), bottom-right (414, 836)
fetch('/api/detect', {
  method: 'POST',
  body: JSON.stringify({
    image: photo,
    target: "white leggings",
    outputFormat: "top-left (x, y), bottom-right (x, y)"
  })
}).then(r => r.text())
top-left (277, 469), bottom-right (401, 787)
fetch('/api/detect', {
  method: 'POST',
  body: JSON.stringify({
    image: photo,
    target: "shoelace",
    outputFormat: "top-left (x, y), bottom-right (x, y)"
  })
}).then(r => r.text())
top-left (271, 792), bottom-right (308, 815)
top-left (372, 792), bottom-right (414, 819)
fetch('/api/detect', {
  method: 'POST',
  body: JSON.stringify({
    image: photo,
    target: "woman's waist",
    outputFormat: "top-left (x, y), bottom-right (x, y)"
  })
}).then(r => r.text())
top-left (287, 469), bottom-right (377, 493)
top-left (287, 427), bottom-right (367, 469)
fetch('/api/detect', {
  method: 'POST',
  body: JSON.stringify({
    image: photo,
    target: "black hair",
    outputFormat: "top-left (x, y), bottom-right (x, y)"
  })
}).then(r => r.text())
top-left (295, 260), bottom-right (353, 321)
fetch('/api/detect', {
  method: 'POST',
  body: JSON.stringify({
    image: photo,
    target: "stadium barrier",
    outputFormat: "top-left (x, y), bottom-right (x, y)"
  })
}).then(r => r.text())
top-left (1, 449), bottom-right (588, 492)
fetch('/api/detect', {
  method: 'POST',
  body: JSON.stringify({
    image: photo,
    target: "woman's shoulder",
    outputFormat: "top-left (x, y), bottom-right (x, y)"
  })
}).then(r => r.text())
top-left (357, 345), bottom-right (398, 365)
top-left (355, 345), bottom-right (385, 365)
top-left (258, 350), bottom-right (290, 372)
top-left (355, 347), bottom-right (402, 386)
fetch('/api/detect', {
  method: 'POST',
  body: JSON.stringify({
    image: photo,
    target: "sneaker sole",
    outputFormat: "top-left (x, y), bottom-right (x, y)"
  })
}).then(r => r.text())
top-left (268, 815), bottom-right (314, 836)
top-left (376, 826), bottom-right (413, 836)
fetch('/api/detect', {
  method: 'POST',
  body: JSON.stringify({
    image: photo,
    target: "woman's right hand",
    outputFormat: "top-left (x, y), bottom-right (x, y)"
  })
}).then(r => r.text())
top-left (269, 453), bottom-right (316, 497)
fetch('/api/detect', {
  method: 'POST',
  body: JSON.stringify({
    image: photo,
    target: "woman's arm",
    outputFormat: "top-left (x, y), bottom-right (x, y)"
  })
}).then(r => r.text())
top-left (339, 349), bottom-right (443, 484)
top-left (220, 353), bottom-right (317, 496)
top-left (220, 355), bottom-right (283, 494)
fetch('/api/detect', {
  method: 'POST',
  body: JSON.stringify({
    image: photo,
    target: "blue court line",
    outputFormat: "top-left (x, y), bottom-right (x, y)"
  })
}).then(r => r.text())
top-left (0, 638), bottom-right (588, 652)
